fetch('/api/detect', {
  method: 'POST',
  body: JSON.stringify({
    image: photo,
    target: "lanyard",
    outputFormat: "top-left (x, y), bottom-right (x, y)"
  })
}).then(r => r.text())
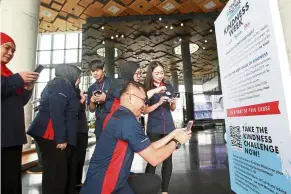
top-left (96, 80), bottom-right (104, 91)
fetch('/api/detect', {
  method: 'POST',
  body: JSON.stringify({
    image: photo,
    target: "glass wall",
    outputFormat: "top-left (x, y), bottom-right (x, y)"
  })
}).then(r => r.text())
top-left (34, 32), bottom-right (83, 100)
top-left (177, 85), bottom-right (225, 121)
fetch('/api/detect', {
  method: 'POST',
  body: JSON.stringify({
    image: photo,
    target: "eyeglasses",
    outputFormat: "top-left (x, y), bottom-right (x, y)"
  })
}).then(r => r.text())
top-left (127, 93), bottom-right (148, 105)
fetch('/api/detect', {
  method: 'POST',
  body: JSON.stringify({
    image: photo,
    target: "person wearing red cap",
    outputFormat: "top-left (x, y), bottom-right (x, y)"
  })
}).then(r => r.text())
top-left (1, 32), bottom-right (39, 194)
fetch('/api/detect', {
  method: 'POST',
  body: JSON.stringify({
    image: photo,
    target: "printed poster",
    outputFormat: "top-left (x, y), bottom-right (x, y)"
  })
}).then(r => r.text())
top-left (215, 0), bottom-right (291, 193)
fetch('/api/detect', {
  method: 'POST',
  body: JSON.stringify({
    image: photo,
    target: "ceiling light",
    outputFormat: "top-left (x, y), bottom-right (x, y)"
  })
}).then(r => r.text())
top-left (181, 23), bottom-right (184, 26)
top-left (159, 17), bottom-right (162, 21)
top-left (170, 26), bottom-right (173, 30)
top-left (101, 26), bottom-right (104, 30)
top-left (163, 2), bottom-right (175, 11)
top-left (205, 40), bottom-right (208, 43)
top-left (165, 26), bottom-right (168, 28)
top-left (102, 41), bottom-right (105, 44)
top-left (111, 36), bottom-right (114, 39)
top-left (179, 38), bottom-right (182, 42)
top-left (203, 47), bottom-right (206, 49)
top-left (121, 34), bottom-right (124, 38)
top-left (210, 29), bottom-right (213, 32)
top-left (204, 1), bottom-right (216, 10)
top-left (40, 10), bottom-right (52, 17)
top-left (108, 5), bottom-right (120, 14)
top-left (116, 35), bottom-right (119, 38)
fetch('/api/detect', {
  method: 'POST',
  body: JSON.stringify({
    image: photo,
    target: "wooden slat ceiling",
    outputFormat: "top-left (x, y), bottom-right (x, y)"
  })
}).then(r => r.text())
top-left (39, 0), bottom-right (228, 32)
top-left (39, 0), bottom-right (228, 80)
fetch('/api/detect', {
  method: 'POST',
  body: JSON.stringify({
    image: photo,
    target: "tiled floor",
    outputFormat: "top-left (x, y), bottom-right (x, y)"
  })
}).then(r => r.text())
top-left (22, 127), bottom-right (232, 194)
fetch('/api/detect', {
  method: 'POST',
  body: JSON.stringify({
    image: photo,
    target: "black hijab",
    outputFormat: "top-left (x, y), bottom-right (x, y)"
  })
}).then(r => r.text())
top-left (119, 61), bottom-right (140, 82)
top-left (55, 64), bottom-right (81, 86)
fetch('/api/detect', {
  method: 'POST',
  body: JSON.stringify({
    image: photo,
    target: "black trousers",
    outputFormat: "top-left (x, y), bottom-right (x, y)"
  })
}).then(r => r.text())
top-left (1, 145), bottom-right (23, 194)
top-left (145, 133), bottom-right (173, 192)
top-left (76, 133), bottom-right (88, 185)
top-left (35, 141), bottom-right (44, 168)
top-left (114, 173), bottom-right (161, 194)
top-left (35, 137), bottom-right (77, 194)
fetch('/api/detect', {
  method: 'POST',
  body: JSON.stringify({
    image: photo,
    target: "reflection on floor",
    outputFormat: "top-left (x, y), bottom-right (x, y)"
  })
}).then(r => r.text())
top-left (22, 127), bottom-right (232, 194)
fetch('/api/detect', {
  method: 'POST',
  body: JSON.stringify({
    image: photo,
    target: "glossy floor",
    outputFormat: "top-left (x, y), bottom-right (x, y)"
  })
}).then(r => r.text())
top-left (22, 127), bottom-right (232, 194)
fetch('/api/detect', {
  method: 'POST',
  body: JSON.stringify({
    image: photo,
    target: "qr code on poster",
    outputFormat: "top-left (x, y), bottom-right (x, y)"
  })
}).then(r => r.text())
top-left (230, 126), bottom-right (242, 151)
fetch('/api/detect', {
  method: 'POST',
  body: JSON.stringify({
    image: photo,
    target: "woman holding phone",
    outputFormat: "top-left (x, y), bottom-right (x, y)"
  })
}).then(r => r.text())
top-left (28, 64), bottom-right (81, 194)
top-left (144, 61), bottom-right (177, 194)
top-left (1, 32), bottom-right (39, 194)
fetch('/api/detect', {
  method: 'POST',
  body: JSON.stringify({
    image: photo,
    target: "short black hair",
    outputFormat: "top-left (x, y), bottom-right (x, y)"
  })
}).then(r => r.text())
top-left (88, 60), bottom-right (104, 71)
top-left (120, 81), bottom-right (146, 98)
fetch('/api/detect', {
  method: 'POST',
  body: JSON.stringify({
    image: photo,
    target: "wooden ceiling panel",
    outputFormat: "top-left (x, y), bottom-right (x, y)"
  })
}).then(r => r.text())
top-left (149, 0), bottom-right (162, 6)
top-left (58, 11), bottom-right (68, 18)
top-left (40, 0), bottom-right (223, 78)
top-left (198, 0), bottom-right (223, 12)
top-left (79, 0), bottom-right (94, 8)
top-left (129, 0), bottom-right (153, 14)
top-left (102, 1), bottom-right (126, 16)
top-left (53, 18), bottom-right (70, 31)
top-left (54, 0), bottom-right (66, 4)
top-left (121, 0), bottom-right (133, 5)
top-left (40, 20), bottom-right (58, 32)
top-left (41, 0), bottom-right (53, 5)
top-left (40, 6), bottom-right (58, 22)
top-left (62, 1), bottom-right (85, 17)
top-left (179, 0), bottom-right (201, 13)
top-left (84, 2), bottom-right (104, 17)
top-left (51, 2), bottom-right (63, 11)
top-left (192, 0), bottom-right (206, 5)
top-left (80, 14), bottom-right (89, 20)
top-left (157, 0), bottom-right (181, 14)
top-left (40, 0), bottom-right (226, 33)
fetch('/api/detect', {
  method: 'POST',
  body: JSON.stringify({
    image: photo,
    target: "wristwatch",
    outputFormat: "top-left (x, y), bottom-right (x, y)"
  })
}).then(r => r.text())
top-left (171, 139), bottom-right (181, 150)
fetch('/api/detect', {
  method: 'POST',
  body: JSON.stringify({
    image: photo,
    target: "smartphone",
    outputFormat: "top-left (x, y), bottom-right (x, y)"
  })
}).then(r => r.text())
top-left (175, 92), bottom-right (180, 98)
top-left (34, 65), bottom-right (44, 73)
top-left (186, 120), bottom-right (194, 132)
top-left (93, 90), bottom-right (102, 96)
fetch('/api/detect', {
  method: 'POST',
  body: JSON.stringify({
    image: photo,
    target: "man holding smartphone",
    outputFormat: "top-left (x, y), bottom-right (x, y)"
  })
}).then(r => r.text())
top-left (87, 60), bottom-right (112, 141)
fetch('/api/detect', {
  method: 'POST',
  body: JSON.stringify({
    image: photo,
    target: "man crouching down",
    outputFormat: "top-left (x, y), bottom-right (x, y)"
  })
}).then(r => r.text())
top-left (81, 82), bottom-right (192, 194)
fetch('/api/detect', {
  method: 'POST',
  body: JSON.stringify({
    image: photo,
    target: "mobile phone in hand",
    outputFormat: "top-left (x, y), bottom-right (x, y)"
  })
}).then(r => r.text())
top-left (186, 120), bottom-right (194, 132)
top-left (34, 65), bottom-right (44, 73)
top-left (93, 90), bottom-right (102, 96)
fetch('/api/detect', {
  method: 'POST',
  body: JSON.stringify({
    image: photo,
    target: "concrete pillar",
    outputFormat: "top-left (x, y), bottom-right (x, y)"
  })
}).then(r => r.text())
top-left (181, 39), bottom-right (194, 121)
top-left (105, 46), bottom-right (115, 78)
top-left (171, 71), bottom-right (179, 92)
top-left (278, 0), bottom-right (291, 71)
top-left (1, 0), bottom-right (40, 149)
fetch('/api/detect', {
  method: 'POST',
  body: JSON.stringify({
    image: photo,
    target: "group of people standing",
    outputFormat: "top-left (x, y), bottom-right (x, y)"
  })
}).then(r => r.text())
top-left (1, 31), bottom-right (192, 194)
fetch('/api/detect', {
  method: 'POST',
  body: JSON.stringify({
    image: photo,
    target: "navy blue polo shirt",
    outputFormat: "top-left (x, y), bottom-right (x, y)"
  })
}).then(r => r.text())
top-left (87, 76), bottom-right (112, 137)
top-left (80, 106), bottom-right (151, 194)
top-left (147, 83), bottom-right (175, 134)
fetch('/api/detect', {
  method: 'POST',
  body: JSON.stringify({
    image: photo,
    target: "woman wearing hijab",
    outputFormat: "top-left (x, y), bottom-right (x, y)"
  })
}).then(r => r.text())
top-left (27, 64), bottom-right (81, 194)
top-left (1, 32), bottom-right (39, 194)
top-left (101, 61), bottom-right (166, 129)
